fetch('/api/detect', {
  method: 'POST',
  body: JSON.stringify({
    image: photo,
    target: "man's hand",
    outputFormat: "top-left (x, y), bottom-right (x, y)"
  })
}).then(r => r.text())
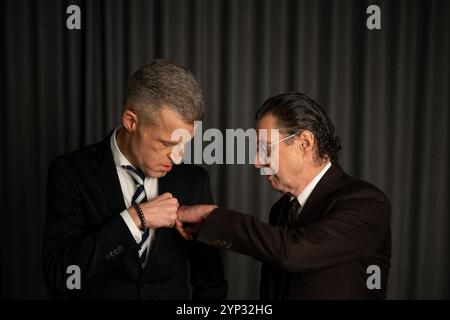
top-left (177, 204), bottom-right (218, 223)
top-left (128, 192), bottom-right (179, 229)
top-left (175, 204), bottom-right (218, 240)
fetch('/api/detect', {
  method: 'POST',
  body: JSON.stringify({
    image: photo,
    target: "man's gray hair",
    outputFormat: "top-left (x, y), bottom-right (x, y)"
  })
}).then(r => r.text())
top-left (125, 59), bottom-right (204, 124)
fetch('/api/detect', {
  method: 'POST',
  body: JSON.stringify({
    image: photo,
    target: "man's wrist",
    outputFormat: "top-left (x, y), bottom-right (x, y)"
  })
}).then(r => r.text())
top-left (132, 203), bottom-right (148, 230)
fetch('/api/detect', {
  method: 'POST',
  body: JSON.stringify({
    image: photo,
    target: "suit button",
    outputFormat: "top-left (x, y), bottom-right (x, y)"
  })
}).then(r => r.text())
top-left (221, 240), bottom-right (227, 247)
top-left (140, 283), bottom-right (149, 290)
top-left (213, 239), bottom-right (221, 246)
top-left (113, 249), bottom-right (119, 255)
top-left (118, 246), bottom-right (124, 252)
top-left (226, 243), bottom-right (232, 249)
top-left (105, 254), bottom-right (111, 260)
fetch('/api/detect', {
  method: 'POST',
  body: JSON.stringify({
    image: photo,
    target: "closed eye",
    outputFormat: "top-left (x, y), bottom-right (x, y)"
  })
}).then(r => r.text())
top-left (161, 140), bottom-right (178, 147)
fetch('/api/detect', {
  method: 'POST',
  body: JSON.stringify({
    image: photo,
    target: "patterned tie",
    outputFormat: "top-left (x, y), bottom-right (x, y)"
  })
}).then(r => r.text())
top-left (122, 165), bottom-right (150, 266)
top-left (286, 198), bottom-right (302, 228)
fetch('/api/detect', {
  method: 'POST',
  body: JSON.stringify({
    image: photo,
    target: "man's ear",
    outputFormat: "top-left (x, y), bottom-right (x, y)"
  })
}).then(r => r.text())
top-left (298, 130), bottom-right (315, 153)
top-left (122, 109), bottom-right (138, 132)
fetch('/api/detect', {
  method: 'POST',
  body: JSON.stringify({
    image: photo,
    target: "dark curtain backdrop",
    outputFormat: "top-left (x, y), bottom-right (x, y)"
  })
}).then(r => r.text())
top-left (1, 0), bottom-right (448, 299)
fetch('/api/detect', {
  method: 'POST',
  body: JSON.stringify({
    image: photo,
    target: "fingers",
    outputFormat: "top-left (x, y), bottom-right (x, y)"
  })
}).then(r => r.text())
top-left (177, 204), bottom-right (217, 223)
top-left (141, 196), bottom-right (213, 230)
top-left (169, 197), bottom-right (179, 207)
top-left (155, 193), bottom-right (179, 208)
top-left (159, 192), bottom-right (173, 199)
top-left (175, 219), bottom-right (193, 240)
top-left (140, 193), bottom-right (180, 229)
top-left (146, 193), bottom-right (179, 210)
top-left (153, 192), bottom-right (175, 203)
top-left (166, 210), bottom-right (178, 227)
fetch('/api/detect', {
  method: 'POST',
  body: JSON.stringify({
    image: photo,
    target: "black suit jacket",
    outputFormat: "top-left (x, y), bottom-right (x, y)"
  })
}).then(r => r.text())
top-left (197, 163), bottom-right (391, 299)
top-left (42, 131), bottom-right (227, 299)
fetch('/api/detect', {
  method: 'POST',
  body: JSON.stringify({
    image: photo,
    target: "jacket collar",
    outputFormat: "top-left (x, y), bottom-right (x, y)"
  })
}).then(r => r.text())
top-left (274, 162), bottom-right (346, 227)
top-left (295, 162), bottom-right (345, 226)
top-left (95, 130), bottom-right (127, 215)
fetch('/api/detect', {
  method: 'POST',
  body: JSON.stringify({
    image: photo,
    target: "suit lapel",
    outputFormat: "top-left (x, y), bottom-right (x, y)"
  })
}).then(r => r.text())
top-left (95, 137), bottom-right (127, 215)
top-left (294, 162), bottom-right (345, 227)
top-left (271, 196), bottom-right (291, 227)
top-left (265, 195), bottom-right (289, 299)
top-left (273, 163), bottom-right (345, 299)
top-left (141, 171), bottom-right (175, 274)
top-left (94, 131), bottom-right (142, 276)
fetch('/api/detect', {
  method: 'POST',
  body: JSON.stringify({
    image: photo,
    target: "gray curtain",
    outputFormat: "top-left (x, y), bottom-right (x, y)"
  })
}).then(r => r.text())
top-left (1, 0), bottom-right (448, 299)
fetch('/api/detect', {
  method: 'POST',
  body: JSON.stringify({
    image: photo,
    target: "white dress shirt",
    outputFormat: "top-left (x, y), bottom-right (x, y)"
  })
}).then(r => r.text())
top-left (110, 127), bottom-right (158, 265)
top-left (291, 161), bottom-right (332, 213)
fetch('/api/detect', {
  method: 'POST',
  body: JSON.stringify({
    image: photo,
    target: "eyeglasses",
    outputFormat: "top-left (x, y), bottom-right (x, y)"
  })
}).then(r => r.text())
top-left (257, 132), bottom-right (299, 161)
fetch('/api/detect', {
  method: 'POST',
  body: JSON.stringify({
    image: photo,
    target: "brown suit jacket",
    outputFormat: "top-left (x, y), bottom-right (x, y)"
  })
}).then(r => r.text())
top-left (197, 163), bottom-right (391, 299)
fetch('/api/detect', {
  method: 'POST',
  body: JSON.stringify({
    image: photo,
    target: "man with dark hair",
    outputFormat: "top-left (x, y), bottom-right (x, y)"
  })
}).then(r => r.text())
top-left (178, 92), bottom-right (391, 299)
top-left (43, 59), bottom-right (227, 299)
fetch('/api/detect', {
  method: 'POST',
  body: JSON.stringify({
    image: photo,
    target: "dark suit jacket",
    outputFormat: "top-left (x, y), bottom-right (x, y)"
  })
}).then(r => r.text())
top-left (42, 131), bottom-right (227, 299)
top-left (197, 163), bottom-right (391, 299)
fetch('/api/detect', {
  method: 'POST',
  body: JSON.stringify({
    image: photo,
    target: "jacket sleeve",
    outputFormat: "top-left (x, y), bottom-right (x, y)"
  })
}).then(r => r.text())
top-left (189, 170), bottom-right (228, 299)
top-left (42, 158), bottom-right (139, 296)
top-left (197, 196), bottom-right (390, 273)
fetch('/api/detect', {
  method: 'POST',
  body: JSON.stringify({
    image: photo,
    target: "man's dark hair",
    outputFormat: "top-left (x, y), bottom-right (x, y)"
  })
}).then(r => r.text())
top-left (125, 59), bottom-right (204, 124)
top-left (255, 92), bottom-right (341, 162)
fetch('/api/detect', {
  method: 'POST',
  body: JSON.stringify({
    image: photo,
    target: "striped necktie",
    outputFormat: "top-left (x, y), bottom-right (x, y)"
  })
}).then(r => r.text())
top-left (122, 165), bottom-right (150, 267)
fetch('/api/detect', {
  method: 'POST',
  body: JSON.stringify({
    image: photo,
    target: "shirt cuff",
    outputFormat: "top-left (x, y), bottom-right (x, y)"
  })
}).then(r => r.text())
top-left (120, 209), bottom-right (142, 243)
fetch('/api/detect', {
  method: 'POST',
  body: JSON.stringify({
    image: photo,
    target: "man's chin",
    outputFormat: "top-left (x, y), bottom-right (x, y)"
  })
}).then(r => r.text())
top-left (154, 171), bottom-right (168, 178)
top-left (267, 176), bottom-right (277, 189)
top-left (145, 170), bottom-right (168, 178)
top-left (267, 176), bottom-right (285, 193)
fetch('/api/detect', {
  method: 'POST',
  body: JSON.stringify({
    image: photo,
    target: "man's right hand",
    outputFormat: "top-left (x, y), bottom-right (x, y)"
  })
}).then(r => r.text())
top-left (175, 204), bottom-right (218, 240)
top-left (177, 204), bottom-right (218, 223)
top-left (127, 192), bottom-right (179, 229)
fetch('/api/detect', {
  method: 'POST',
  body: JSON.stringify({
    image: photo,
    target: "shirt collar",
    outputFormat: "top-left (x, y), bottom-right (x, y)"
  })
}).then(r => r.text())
top-left (110, 127), bottom-right (134, 168)
top-left (291, 161), bottom-right (332, 207)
